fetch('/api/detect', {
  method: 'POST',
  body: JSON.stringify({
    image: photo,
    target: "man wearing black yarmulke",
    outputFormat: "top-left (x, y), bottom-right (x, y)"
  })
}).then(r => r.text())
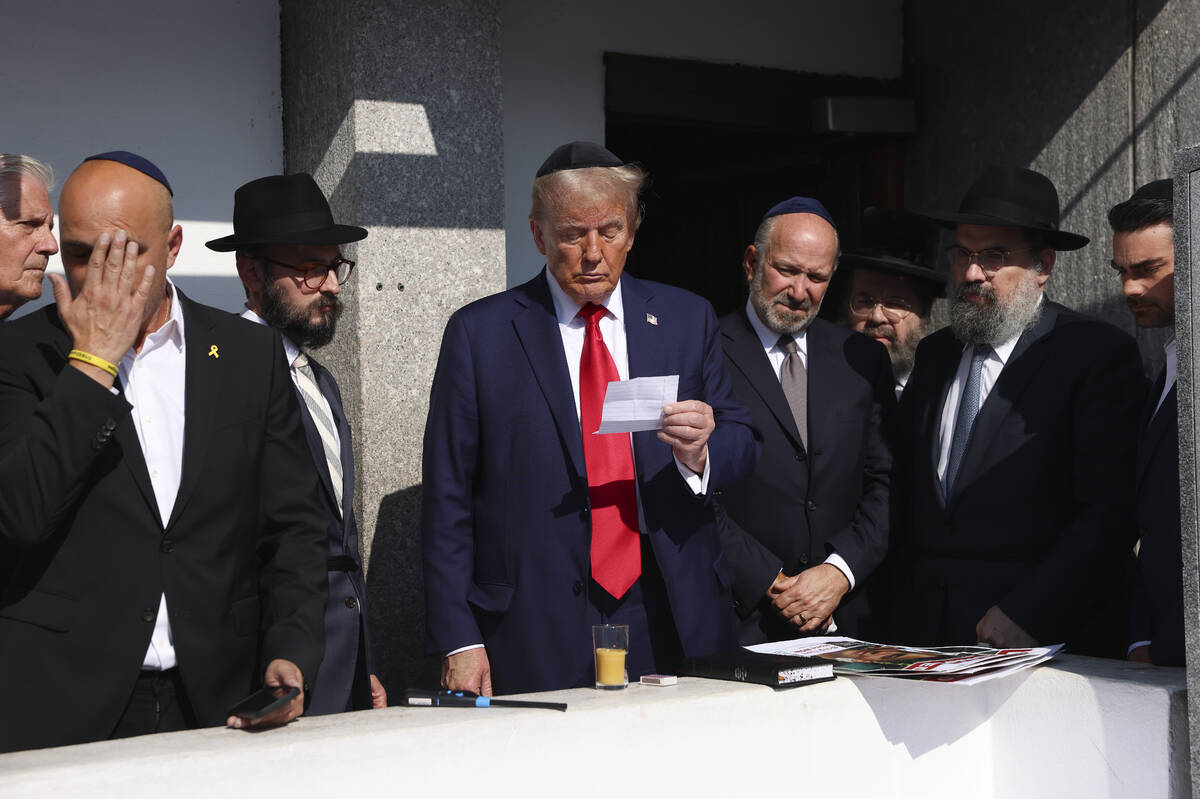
top-left (0, 153), bottom-right (328, 750)
top-left (422, 141), bottom-right (760, 694)
top-left (888, 166), bottom-right (1144, 655)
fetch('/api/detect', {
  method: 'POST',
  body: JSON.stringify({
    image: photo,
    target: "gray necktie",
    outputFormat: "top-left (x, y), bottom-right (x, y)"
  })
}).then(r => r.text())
top-left (944, 345), bottom-right (990, 498)
top-left (293, 352), bottom-right (344, 517)
top-left (778, 335), bottom-right (808, 450)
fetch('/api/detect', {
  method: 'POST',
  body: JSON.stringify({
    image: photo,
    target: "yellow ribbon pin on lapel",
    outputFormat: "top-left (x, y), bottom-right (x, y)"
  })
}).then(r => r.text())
top-left (208, 345), bottom-right (220, 359)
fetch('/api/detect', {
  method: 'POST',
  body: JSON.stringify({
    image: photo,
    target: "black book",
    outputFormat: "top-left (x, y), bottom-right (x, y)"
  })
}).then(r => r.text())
top-left (681, 650), bottom-right (835, 688)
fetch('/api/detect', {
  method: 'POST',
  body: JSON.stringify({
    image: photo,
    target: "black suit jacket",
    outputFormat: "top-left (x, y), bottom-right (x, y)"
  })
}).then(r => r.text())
top-left (715, 312), bottom-right (895, 642)
top-left (298, 354), bottom-right (377, 714)
top-left (1129, 377), bottom-right (1184, 665)
top-left (888, 300), bottom-right (1142, 652)
top-left (0, 297), bottom-right (329, 752)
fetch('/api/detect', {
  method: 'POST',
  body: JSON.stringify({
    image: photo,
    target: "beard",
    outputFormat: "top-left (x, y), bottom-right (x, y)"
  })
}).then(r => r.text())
top-left (260, 280), bottom-right (343, 349)
top-left (860, 317), bottom-right (926, 378)
top-left (749, 269), bottom-right (820, 336)
top-left (949, 269), bottom-right (1043, 345)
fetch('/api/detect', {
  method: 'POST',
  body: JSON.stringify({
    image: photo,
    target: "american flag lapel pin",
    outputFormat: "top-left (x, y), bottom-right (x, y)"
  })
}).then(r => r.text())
top-left (646, 313), bottom-right (658, 326)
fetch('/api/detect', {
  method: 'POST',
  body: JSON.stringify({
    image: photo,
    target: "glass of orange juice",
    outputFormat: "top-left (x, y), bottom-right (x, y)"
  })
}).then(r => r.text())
top-left (592, 624), bottom-right (629, 689)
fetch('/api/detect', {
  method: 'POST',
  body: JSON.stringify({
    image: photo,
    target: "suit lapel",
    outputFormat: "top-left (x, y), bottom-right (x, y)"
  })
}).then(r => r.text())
top-left (918, 333), bottom-right (965, 492)
top-left (49, 317), bottom-right (159, 517)
top-left (804, 321), bottom-right (838, 457)
top-left (511, 273), bottom-right (585, 478)
top-left (721, 309), bottom-right (803, 447)
top-left (1138, 383), bottom-right (1176, 486)
top-left (291, 357), bottom-right (341, 516)
top-left (166, 295), bottom-right (219, 531)
top-left (949, 301), bottom-right (1059, 500)
top-left (312, 356), bottom-right (354, 536)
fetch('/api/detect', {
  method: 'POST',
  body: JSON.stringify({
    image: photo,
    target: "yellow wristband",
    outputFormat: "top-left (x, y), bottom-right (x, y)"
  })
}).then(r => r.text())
top-left (68, 349), bottom-right (119, 378)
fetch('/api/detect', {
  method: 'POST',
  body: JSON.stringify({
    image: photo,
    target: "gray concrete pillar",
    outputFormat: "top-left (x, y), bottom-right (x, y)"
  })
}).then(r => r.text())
top-left (280, 0), bottom-right (506, 691)
top-left (1174, 144), bottom-right (1200, 793)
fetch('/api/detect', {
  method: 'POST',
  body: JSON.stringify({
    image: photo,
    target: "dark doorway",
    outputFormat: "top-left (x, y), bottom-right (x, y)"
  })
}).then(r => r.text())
top-left (605, 53), bottom-right (909, 318)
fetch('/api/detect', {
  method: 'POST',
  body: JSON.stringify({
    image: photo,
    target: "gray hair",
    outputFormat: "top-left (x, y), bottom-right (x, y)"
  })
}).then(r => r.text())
top-left (529, 164), bottom-right (647, 231)
top-left (0, 154), bottom-right (54, 219)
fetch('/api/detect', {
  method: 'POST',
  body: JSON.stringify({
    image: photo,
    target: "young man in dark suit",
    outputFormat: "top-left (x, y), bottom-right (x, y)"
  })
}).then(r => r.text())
top-left (1108, 179), bottom-right (1183, 666)
top-left (211, 173), bottom-right (387, 711)
top-left (715, 197), bottom-right (895, 643)
top-left (423, 142), bottom-right (759, 695)
top-left (0, 153), bottom-right (328, 752)
top-left (889, 166), bottom-right (1144, 654)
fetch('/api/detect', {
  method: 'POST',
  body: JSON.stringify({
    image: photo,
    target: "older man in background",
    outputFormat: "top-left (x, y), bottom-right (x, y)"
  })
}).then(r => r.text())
top-left (0, 154), bottom-right (58, 320)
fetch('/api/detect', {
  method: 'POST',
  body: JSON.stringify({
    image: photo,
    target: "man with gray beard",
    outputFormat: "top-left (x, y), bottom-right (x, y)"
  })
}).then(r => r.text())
top-left (715, 197), bottom-right (894, 642)
top-left (887, 167), bottom-right (1143, 656)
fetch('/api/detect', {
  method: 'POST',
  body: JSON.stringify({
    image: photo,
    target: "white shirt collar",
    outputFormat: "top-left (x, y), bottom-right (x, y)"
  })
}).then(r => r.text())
top-left (545, 270), bottom-right (624, 327)
top-left (240, 305), bottom-right (303, 366)
top-left (139, 278), bottom-right (186, 354)
top-left (744, 298), bottom-right (807, 356)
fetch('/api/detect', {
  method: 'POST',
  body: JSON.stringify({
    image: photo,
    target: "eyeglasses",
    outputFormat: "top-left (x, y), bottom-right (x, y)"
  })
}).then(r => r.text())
top-left (848, 293), bottom-right (918, 322)
top-left (945, 246), bottom-right (1034, 274)
top-left (257, 255), bottom-right (355, 289)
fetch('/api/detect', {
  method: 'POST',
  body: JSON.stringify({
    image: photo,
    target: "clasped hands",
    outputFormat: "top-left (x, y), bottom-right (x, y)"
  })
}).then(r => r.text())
top-left (767, 563), bottom-right (849, 632)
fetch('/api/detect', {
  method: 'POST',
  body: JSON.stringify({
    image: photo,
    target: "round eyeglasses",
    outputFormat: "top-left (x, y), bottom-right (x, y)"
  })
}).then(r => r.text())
top-left (257, 255), bottom-right (355, 289)
top-left (848, 293), bottom-right (917, 322)
top-left (945, 246), bottom-right (1034, 275)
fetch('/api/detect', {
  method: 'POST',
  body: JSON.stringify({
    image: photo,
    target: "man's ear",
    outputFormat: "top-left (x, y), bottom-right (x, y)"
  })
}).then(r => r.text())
top-left (743, 244), bottom-right (760, 283)
top-left (236, 254), bottom-right (266, 306)
top-left (1035, 248), bottom-right (1056, 286)
top-left (164, 225), bottom-right (184, 271)
top-left (530, 217), bottom-right (548, 256)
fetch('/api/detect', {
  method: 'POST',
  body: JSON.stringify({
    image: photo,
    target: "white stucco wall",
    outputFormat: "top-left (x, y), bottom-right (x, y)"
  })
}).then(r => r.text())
top-left (499, 0), bottom-right (904, 286)
top-left (0, 0), bottom-right (283, 315)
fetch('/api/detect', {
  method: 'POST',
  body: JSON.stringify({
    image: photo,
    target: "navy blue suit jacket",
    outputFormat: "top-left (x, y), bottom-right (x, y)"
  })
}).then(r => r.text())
top-left (888, 301), bottom-right (1143, 652)
top-left (421, 272), bottom-right (759, 694)
top-left (298, 355), bottom-right (377, 713)
top-left (715, 312), bottom-right (894, 642)
top-left (1129, 377), bottom-right (1184, 666)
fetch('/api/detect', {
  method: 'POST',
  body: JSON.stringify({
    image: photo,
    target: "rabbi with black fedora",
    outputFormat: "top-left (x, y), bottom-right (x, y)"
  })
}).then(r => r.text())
top-left (885, 166), bottom-right (1144, 655)
top-left (208, 173), bottom-right (386, 714)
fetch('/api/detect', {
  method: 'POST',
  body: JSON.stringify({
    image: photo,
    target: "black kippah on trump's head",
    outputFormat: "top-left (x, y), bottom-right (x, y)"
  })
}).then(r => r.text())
top-left (536, 141), bottom-right (626, 177)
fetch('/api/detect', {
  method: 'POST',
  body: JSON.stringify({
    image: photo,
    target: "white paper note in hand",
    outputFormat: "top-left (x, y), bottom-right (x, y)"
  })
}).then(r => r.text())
top-left (594, 375), bottom-right (680, 434)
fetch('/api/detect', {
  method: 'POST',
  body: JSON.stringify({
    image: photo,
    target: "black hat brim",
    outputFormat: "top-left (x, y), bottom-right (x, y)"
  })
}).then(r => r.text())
top-left (839, 253), bottom-right (948, 296)
top-left (923, 211), bottom-right (1089, 251)
top-left (205, 224), bottom-right (368, 252)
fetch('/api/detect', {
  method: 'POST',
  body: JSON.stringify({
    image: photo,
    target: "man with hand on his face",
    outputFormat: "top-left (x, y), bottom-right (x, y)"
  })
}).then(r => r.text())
top-left (422, 141), bottom-right (759, 695)
top-left (888, 166), bottom-right (1143, 654)
top-left (0, 152), bottom-right (328, 752)
top-left (1107, 179), bottom-right (1183, 666)
top-left (210, 173), bottom-right (387, 711)
top-left (0, 154), bottom-right (58, 320)
top-left (714, 197), bottom-right (894, 643)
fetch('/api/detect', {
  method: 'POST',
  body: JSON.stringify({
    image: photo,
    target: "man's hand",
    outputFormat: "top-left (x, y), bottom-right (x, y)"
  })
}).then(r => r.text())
top-left (658, 400), bottom-right (715, 474)
top-left (442, 647), bottom-right (493, 697)
top-left (226, 658), bottom-right (305, 730)
top-left (50, 229), bottom-right (157, 387)
top-left (975, 605), bottom-right (1038, 648)
top-left (1128, 645), bottom-right (1152, 664)
top-left (369, 673), bottom-right (388, 708)
top-left (771, 564), bottom-right (850, 632)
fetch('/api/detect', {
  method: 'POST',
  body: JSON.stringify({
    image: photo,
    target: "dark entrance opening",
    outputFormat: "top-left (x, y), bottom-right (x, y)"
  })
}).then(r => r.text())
top-left (604, 53), bottom-right (910, 318)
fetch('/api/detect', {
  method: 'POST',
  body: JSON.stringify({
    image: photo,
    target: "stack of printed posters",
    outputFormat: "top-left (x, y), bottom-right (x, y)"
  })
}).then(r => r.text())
top-left (746, 636), bottom-right (1064, 685)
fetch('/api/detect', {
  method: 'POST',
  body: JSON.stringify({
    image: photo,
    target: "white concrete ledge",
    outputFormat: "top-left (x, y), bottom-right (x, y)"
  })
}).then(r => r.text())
top-left (0, 655), bottom-right (1187, 798)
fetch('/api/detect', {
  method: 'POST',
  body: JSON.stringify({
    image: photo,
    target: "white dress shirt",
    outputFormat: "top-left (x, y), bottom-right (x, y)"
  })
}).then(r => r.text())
top-left (240, 307), bottom-right (341, 456)
top-left (743, 301), bottom-right (856, 591)
top-left (120, 280), bottom-right (186, 671)
top-left (935, 326), bottom-right (1026, 488)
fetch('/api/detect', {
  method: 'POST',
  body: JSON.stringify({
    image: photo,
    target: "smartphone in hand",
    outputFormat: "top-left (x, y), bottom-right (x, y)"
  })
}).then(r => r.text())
top-left (226, 685), bottom-right (300, 720)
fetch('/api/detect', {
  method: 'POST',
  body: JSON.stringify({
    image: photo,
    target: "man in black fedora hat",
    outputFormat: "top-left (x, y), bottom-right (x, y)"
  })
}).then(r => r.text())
top-left (1107, 179), bottom-right (1183, 667)
top-left (886, 166), bottom-right (1144, 655)
top-left (0, 154), bottom-right (329, 751)
top-left (207, 173), bottom-right (387, 713)
top-left (830, 207), bottom-right (948, 398)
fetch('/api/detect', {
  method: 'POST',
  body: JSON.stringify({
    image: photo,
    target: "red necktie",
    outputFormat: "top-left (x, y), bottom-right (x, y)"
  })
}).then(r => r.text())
top-left (578, 303), bottom-right (641, 599)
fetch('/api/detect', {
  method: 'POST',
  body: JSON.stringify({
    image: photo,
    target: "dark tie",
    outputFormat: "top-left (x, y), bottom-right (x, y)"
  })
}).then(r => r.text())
top-left (777, 335), bottom-right (808, 449)
top-left (944, 345), bottom-right (990, 498)
top-left (578, 303), bottom-right (640, 599)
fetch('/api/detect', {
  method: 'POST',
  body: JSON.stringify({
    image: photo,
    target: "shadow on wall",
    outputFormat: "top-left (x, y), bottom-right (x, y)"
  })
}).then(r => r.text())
top-left (367, 483), bottom-right (440, 698)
